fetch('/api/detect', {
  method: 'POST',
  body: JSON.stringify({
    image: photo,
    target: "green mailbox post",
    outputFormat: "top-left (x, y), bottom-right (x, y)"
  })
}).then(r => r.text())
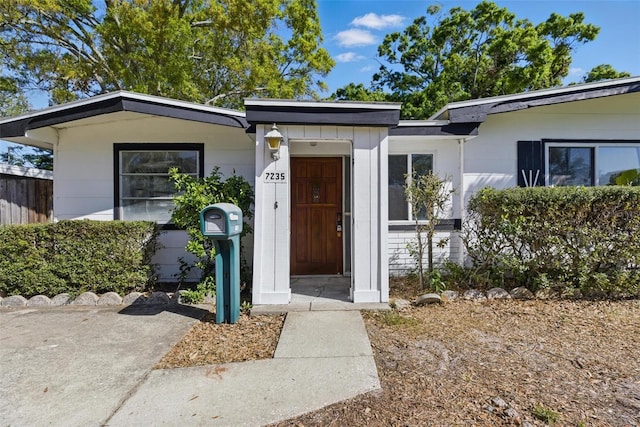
top-left (199, 203), bottom-right (243, 324)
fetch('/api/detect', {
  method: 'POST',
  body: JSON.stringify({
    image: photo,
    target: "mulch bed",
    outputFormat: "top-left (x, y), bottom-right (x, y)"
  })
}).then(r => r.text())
top-left (155, 311), bottom-right (285, 369)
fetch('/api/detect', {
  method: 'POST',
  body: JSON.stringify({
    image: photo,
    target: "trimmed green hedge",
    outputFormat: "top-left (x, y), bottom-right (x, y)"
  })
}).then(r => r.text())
top-left (0, 220), bottom-right (160, 298)
top-left (463, 186), bottom-right (640, 296)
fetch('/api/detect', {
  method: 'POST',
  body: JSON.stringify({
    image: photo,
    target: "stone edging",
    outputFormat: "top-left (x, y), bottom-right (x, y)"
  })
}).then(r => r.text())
top-left (0, 290), bottom-right (197, 308)
top-left (397, 286), bottom-right (557, 308)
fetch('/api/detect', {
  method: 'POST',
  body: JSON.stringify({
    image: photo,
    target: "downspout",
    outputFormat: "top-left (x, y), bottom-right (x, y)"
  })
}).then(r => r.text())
top-left (457, 138), bottom-right (465, 265)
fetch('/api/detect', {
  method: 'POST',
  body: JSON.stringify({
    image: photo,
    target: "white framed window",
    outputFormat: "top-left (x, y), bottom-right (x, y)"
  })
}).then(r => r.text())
top-left (114, 143), bottom-right (203, 224)
top-left (546, 142), bottom-right (640, 186)
top-left (388, 153), bottom-right (434, 221)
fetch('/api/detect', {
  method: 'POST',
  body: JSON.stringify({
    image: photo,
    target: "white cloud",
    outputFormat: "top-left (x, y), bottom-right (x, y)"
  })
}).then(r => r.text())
top-left (351, 13), bottom-right (405, 30)
top-left (569, 67), bottom-right (585, 77)
top-left (360, 65), bottom-right (374, 72)
top-left (335, 52), bottom-right (365, 63)
top-left (334, 29), bottom-right (376, 47)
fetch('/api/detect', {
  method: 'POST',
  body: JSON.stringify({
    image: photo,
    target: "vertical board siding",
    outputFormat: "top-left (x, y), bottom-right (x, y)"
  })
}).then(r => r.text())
top-left (0, 174), bottom-right (53, 225)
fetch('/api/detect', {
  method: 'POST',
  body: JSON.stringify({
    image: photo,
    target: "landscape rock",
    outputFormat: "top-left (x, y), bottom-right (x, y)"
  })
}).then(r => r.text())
top-left (491, 396), bottom-right (508, 409)
top-left (27, 295), bottom-right (52, 306)
top-left (504, 407), bottom-right (521, 424)
top-left (535, 288), bottom-right (556, 300)
top-left (415, 293), bottom-right (443, 305)
top-left (441, 290), bottom-right (459, 301)
top-left (390, 298), bottom-right (411, 311)
top-left (123, 292), bottom-right (146, 305)
top-left (487, 287), bottom-right (511, 300)
top-left (145, 291), bottom-right (171, 305)
top-left (561, 288), bottom-right (583, 299)
top-left (171, 289), bottom-right (188, 304)
top-left (51, 293), bottom-right (71, 306)
top-left (72, 292), bottom-right (99, 305)
top-left (1, 295), bottom-right (28, 307)
top-left (463, 289), bottom-right (486, 301)
top-left (510, 287), bottom-right (534, 300)
top-left (97, 292), bottom-right (123, 305)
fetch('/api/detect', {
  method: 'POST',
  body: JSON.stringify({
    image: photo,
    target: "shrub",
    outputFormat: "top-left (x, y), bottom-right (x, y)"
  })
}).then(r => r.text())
top-left (169, 167), bottom-right (254, 287)
top-left (462, 186), bottom-right (640, 296)
top-left (0, 220), bottom-right (160, 298)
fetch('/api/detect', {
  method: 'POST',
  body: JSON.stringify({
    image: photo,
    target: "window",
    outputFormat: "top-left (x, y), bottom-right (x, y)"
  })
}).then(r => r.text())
top-left (114, 144), bottom-right (203, 224)
top-left (388, 153), bottom-right (433, 221)
top-left (548, 147), bottom-right (594, 186)
top-left (547, 142), bottom-right (640, 186)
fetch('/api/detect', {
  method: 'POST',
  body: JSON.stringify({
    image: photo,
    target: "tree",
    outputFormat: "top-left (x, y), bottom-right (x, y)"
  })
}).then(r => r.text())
top-left (330, 83), bottom-right (387, 102)
top-left (404, 171), bottom-right (454, 290)
top-left (0, 144), bottom-right (54, 170)
top-left (366, 1), bottom-right (599, 119)
top-left (582, 64), bottom-right (631, 83)
top-left (0, 0), bottom-right (334, 109)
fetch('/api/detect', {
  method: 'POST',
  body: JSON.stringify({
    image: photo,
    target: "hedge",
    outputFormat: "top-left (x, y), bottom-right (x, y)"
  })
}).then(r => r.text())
top-left (0, 220), bottom-right (160, 298)
top-left (463, 186), bottom-right (640, 296)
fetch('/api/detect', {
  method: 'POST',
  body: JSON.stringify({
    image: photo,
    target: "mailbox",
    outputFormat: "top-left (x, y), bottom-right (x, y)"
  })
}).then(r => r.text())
top-left (200, 203), bottom-right (243, 238)
top-left (199, 203), bottom-right (243, 324)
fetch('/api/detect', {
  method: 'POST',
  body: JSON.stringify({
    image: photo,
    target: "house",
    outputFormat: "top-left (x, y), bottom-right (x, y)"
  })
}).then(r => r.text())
top-left (1, 77), bottom-right (638, 305)
top-left (0, 163), bottom-right (53, 225)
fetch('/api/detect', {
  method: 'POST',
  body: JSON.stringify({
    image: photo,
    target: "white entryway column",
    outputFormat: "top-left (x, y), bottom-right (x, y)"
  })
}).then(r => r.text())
top-left (351, 127), bottom-right (388, 303)
top-left (252, 124), bottom-right (291, 304)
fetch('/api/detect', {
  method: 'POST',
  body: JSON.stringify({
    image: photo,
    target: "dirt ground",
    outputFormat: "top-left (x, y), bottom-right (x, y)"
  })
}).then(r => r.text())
top-left (157, 289), bottom-right (640, 426)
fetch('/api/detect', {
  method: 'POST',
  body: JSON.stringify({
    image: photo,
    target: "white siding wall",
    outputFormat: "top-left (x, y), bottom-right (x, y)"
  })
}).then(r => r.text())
top-left (464, 93), bottom-right (640, 200)
top-left (53, 115), bottom-right (254, 282)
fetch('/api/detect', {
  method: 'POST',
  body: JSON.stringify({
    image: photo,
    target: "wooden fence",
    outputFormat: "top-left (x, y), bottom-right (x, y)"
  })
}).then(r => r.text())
top-left (0, 165), bottom-right (53, 225)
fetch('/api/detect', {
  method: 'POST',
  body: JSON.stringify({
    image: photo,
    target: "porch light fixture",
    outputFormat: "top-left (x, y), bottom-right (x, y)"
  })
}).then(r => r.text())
top-left (264, 123), bottom-right (283, 160)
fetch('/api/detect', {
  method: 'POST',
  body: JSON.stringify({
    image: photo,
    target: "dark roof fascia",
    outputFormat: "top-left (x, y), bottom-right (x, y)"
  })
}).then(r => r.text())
top-left (245, 105), bottom-right (401, 127)
top-left (0, 95), bottom-right (248, 139)
top-left (447, 81), bottom-right (640, 123)
top-left (389, 122), bottom-right (479, 136)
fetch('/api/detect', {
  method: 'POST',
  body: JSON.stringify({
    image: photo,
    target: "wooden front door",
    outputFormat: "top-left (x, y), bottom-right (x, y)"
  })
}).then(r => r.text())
top-left (291, 157), bottom-right (343, 275)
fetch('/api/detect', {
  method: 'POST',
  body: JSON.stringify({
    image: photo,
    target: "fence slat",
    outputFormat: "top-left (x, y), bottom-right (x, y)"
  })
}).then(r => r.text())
top-left (0, 174), bottom-right (53, 225)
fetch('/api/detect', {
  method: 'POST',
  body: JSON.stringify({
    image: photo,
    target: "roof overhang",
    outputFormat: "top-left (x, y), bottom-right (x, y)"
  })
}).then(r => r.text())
top-left (245, 99), bottom-right (402, 127)
top-left (431, 76), bottom-right (640, 123)
top-left (0, 91), bottom-right (248, 145)
top-left (389, 120), bottom-right (479, 138)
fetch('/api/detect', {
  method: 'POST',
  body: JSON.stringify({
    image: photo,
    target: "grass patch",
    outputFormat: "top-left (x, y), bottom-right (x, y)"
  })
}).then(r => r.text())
top-left (532, 404), bottom-right (559, 424)
top-left (381, 311), bottom-right (420, 327)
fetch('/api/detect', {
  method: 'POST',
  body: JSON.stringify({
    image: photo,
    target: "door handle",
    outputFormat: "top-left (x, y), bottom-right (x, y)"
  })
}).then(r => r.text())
top-left (336, 212), bottom-right (342, 232)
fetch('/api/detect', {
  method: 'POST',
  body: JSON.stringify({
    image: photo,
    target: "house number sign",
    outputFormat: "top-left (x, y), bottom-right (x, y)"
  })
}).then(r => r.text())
top-left (264, 171), bottom-right (287, 183)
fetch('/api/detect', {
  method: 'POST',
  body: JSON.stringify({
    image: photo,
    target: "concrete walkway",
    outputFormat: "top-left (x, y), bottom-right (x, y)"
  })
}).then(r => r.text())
top-left (0, 283), bottom-right (384, 426)
top-left (107, 310), bottom-right (380, 426)
top-left (252, 276), bottom-right (389, 314)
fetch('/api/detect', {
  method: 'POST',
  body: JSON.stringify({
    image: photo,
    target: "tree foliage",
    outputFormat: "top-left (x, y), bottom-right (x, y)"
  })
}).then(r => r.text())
top-left (582, 64), bottom-right (631, 83)
top-left (330, 82), bottom-right (387, 102)
top-left (336, 1), bottom-right (600, 119)
top-left (0, 0), bottom-right (334, 108)
top-left (404, 171), bottom-right (454, 290)
top-left (0, 145), bottom-right (53, 170)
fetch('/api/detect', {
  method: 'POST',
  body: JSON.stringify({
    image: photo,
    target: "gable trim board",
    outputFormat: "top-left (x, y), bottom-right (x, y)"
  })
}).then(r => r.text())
top-left (1, 76), bottom-right (638, 305)
top-left (0, 91), bottom-right (247, 142)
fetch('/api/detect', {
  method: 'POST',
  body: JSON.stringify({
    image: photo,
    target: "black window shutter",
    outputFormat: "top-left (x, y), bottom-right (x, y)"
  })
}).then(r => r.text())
top-left (517, 141), bottom-right (544, 187)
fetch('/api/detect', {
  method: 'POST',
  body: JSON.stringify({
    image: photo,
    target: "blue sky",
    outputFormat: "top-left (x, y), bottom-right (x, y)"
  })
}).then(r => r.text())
top-left (5, 0), bottom-right (638, 158)
top-left (316, 0), bottom-right (640, 95)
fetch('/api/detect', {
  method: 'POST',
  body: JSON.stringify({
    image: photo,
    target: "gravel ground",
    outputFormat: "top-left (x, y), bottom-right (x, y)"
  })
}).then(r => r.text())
top-left (155, 288), bottom-right (640, 426)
